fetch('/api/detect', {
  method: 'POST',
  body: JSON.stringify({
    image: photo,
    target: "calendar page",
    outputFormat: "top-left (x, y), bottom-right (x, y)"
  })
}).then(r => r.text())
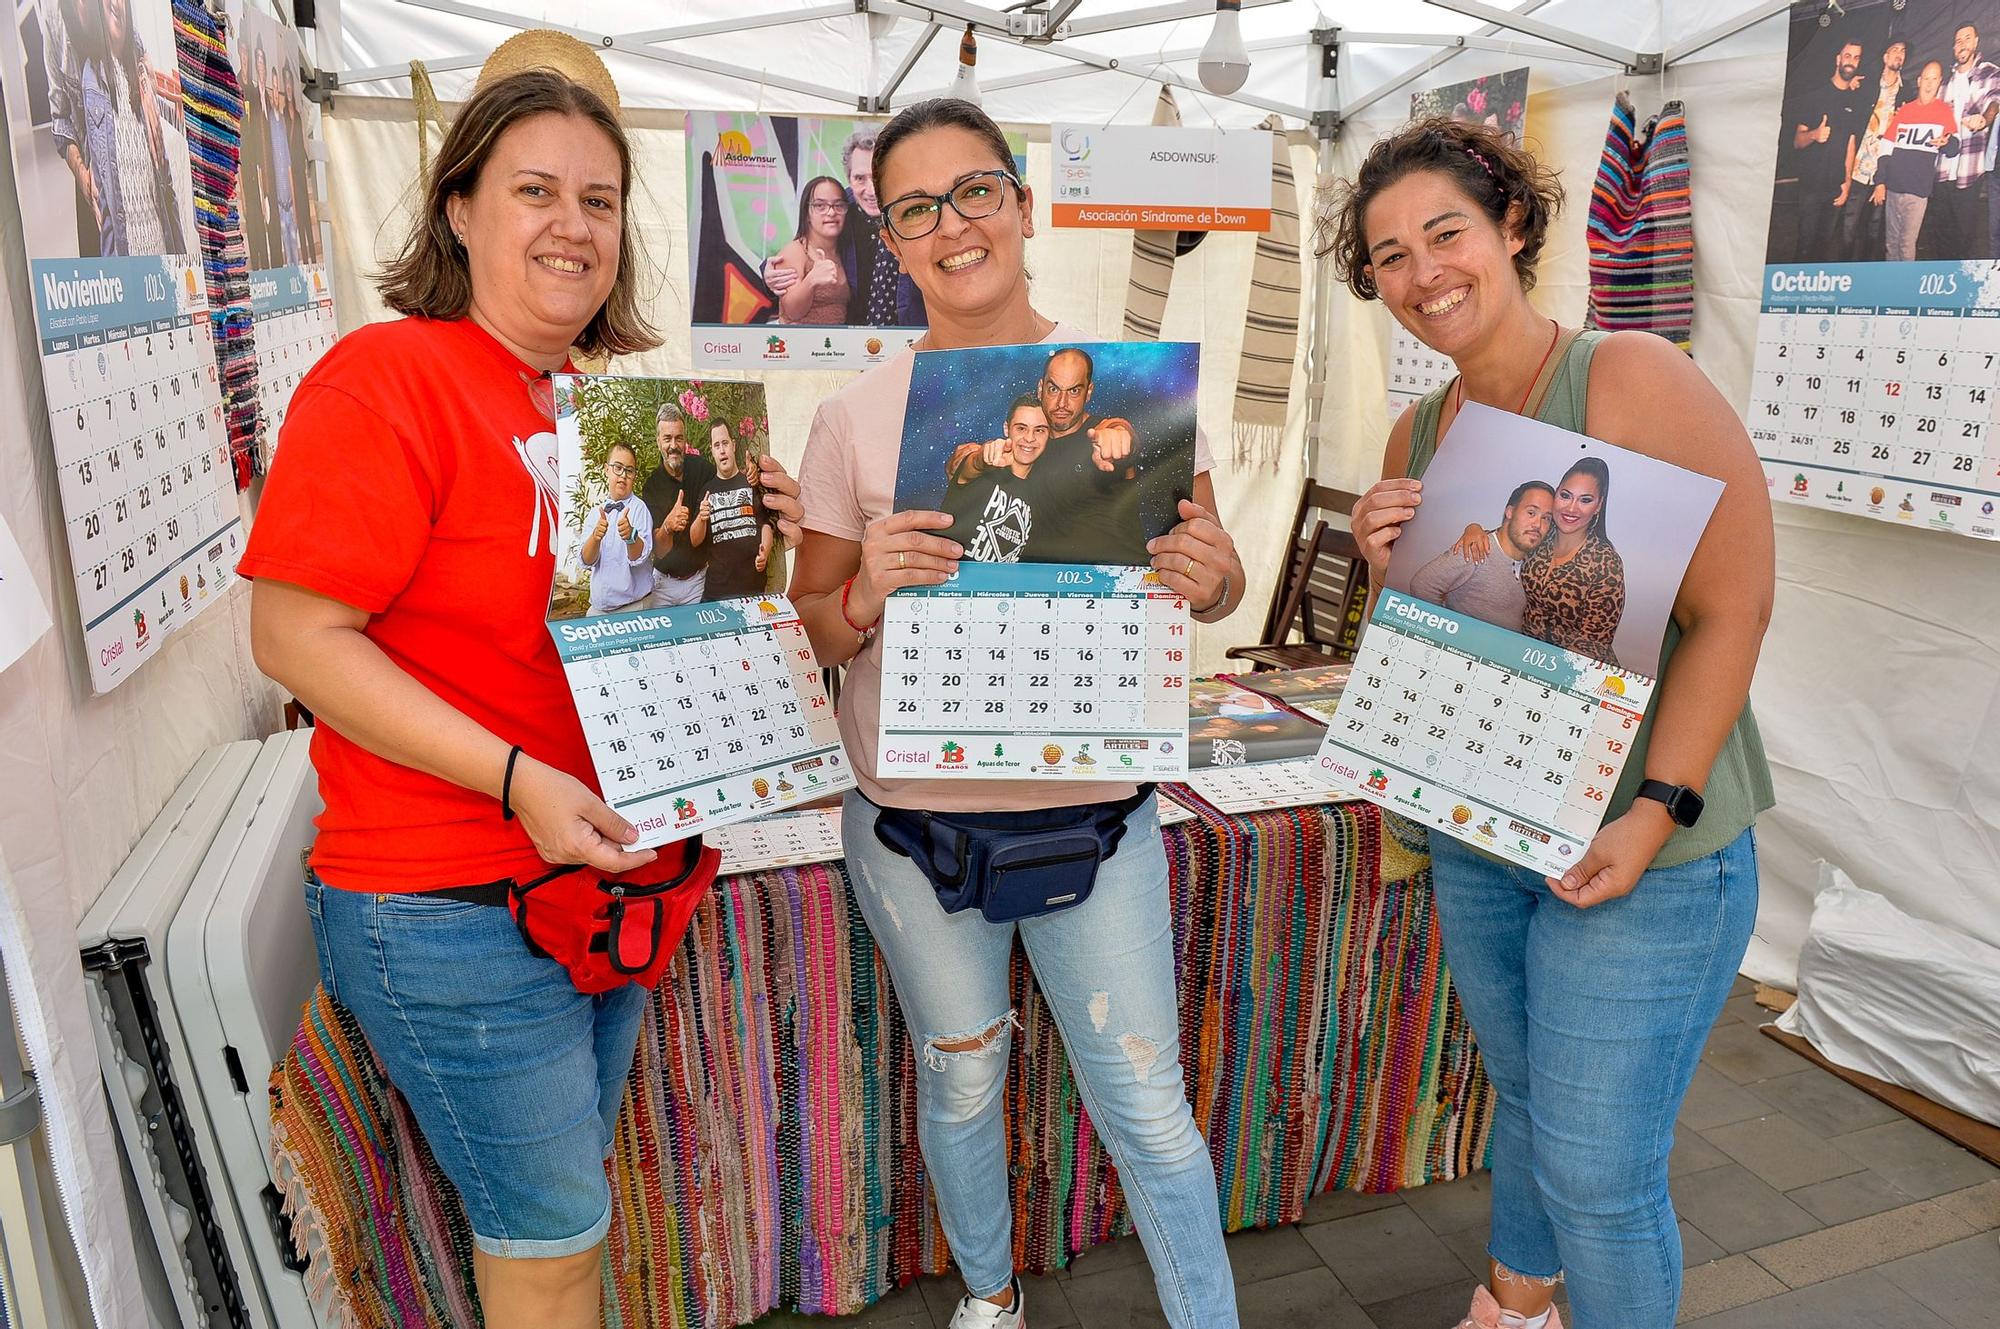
top-left (1386, 323), bottom-right (1455, 420)
top-left (1314, 404), bottom-right (1722, 875)
top-left (876, 562), bottom-right (1191, 780)
top-left (1186, 677), bottom-right (1326, 767)
top-left (1228, 661), bottom-right (1352, 725)
top-left (708, 805), bottom-right (844, 875)
top-left (1175, 759), bottom-right (1343, 816)
top-left (229, 3), bottom-right (335, 454)
top-left (1753, 0), bottom-right (2000, 540)
top-left (0, 0), bottom-right (236, 691)
top-left (547, 374), bottom-right (850, 849)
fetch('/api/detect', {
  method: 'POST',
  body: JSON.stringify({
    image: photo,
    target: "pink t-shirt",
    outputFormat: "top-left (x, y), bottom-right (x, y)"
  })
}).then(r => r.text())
top-left (796, 324), bottom-right (1215, 811)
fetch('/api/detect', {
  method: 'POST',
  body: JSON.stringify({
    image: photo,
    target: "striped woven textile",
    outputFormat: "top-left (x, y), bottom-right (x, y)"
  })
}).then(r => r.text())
top-left (1584, 93), bottom-right (1694, 353)
top-left (1120, 85), bottom-right (1183, 342)
top-left (172, 0), bottom-right (262, 489)
top-left (1232, 116), bottom-right (1302, 469)
top-left (270, 804), bottom-right (1493, 1327)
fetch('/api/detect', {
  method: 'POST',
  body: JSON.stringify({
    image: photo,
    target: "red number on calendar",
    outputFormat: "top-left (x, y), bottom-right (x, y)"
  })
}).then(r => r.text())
top-left (1584, 785), bottom-right (1606, 802)
top-left (1161, 675), bottom-right (1183, 687)
top-left (1884, 381), bottom-right (1902, 397)
top-left (1604, 738), bottom-right (1627, 755)
top-left (1597, 762), bottom-right (1616, 777)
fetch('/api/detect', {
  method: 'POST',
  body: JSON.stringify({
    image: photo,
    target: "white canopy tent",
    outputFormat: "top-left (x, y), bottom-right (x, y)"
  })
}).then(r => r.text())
top-left (0, 2), bottom-right (1995, 1325)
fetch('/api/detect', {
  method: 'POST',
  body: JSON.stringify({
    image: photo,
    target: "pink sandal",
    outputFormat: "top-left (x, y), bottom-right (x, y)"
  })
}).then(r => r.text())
top-left (1452, 1285), bottom-right (1565, 1329)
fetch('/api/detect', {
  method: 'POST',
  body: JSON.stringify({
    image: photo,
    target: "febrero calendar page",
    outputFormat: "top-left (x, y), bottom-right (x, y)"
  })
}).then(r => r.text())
top-left (1314, 403), bottom-right (1722, 876)
top-left (547, 374), bottom-right (850, 849)
top-left (1753, 0), bottom-right (2000, 540)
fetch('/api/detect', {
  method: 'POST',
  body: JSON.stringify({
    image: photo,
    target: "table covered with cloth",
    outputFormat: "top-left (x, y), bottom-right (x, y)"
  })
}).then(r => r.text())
top-left (267, 800), bottom-right (1493, 1328)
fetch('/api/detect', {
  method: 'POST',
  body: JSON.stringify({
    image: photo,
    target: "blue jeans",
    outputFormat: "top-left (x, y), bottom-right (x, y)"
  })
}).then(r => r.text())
top-left (842, 792), bottom-right (1237, 1326)
top-left (306, 874), bottom-right (651, 1258)
top-left (1427, 828), bottom-right (1758, 1329)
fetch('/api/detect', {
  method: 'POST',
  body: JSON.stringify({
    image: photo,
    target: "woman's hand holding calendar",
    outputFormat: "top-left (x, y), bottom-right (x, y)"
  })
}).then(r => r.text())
top-left (509, 753), bottom-right (658, 875)
top-left (1547, 804), bottom-right (1675, 908)
top-left (849, 510), bottom-right (965, 626)
top-left (1350, 477), bottom-right (1424, 581)
top-left (1146, 499), bottom-right (1243, 617)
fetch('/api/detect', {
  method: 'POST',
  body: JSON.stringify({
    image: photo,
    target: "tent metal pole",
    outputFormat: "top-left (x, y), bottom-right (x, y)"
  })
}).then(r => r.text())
top-left (1304, 26), bottom-right (1338, 477)
top-left (1664, 0), bottom-right (1789, 67)
top-left (1339, 0), bottom-right (1557, 122)
top-left (874, 22), bottom-right (942, 111)
top-left (1060, 0), bottom-right (1286, 39)
top-left (0, 956), bottom-right (64, 1329)
top-left (1420, 0), bottom-right (1640, 67)
top-left (1336, 31), bottom-right (1623, 68)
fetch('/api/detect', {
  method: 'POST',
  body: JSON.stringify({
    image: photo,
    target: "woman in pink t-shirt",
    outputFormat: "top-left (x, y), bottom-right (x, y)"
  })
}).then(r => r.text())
top-left (791, 99), bottom-right (1246, 1329)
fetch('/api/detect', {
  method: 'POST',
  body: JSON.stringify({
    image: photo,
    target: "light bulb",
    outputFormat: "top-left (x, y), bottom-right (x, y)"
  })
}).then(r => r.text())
top-left (949, 24), bottom-right (982, 106)
top-left (1198, 0), bottom-right (1250, 96)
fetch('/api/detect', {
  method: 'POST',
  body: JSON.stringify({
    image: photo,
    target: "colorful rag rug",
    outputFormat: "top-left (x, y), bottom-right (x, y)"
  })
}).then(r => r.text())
top-left (269, 804), bottom-right (1491, 1328)
top-left (172, 0), bottom-right (262, 489)
top-left (1584, 93), bottom-right (1694, 353)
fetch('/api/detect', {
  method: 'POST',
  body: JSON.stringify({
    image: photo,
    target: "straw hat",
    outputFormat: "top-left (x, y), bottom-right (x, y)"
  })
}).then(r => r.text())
top-left (473, 30), bottom-right (621, 114)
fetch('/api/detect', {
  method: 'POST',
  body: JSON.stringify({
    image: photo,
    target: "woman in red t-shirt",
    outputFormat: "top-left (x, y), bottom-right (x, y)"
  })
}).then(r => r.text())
top-left (238, 71), bottom-right (801, 1329)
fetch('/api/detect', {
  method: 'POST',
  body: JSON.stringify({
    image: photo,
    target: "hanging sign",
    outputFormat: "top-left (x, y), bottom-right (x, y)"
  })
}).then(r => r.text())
top-left (1049, 125), bottom-right (1272, 231)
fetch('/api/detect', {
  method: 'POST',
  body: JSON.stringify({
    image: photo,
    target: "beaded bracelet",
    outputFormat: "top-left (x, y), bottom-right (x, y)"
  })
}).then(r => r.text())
top-left (838, 576), bottom-right (878, 644)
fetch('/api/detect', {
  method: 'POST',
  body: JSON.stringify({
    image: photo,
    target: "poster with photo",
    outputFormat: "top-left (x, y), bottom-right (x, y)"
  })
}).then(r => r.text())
top-left (684, 110), bottom-right (1025, 370)
top-left (0, 0), bottom-right (237, 691)
top-left (1315, 404), bottom-right (1723, 875)
top-left (892, 341), bottom-right (1199, 567)
top-left (1752, 0), bottom-right (2000, 539)
top-left (1185, 677), bottom-right (1326, 767)
top-left (1388, 69), bottom-right (1531, 419)
top-left (1228, 660), bottom-right (1352, 724)
top-left (226, 1), bottom-right (334, 449)
top-left (545, 374), bottom-right (850, 849)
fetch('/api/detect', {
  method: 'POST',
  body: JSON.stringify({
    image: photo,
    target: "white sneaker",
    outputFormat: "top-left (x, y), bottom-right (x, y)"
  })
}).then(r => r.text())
top-left (948, 1276), bottom-right (1025, 1328)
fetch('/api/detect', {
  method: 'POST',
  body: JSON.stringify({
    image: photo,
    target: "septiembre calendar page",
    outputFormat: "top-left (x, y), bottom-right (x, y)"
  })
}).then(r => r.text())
top-left (546, 374), bottom-right (850, 849)
top-left (1314, 404), bottom-right (1722, 876)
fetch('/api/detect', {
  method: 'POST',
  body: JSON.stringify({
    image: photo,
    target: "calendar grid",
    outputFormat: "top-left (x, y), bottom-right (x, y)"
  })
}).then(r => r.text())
top-left (551, 596), bottom-right (852, 849)
top-left (1315, 591), bottom-right (1655, 876)
top-left (878, 562), bottom-right (1191, 781)
top-left (1752, 263), bottom-right (2000, 541)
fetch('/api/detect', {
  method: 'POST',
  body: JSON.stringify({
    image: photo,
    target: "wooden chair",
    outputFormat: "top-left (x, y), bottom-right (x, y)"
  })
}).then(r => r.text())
top-left (1226, 480), bottom-right (1370, 671)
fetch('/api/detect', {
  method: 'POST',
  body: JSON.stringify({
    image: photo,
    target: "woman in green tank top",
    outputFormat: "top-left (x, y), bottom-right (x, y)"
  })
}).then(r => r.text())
top-left (1320, 120), bottom-right (1776, 1329)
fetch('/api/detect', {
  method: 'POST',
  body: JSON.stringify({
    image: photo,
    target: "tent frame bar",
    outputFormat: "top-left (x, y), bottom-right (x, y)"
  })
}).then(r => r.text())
top-left (1337, 31), bottom-right (1624, 69)
top-left (1664, 0), bottom-right (1789, 66)
top-left (1422, 0), bottom-right (1642, 69)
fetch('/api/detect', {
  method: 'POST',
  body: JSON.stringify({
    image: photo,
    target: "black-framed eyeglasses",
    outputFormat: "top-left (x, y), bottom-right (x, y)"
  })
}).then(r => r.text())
top-left (881, 169), bottom-right (1022, 240)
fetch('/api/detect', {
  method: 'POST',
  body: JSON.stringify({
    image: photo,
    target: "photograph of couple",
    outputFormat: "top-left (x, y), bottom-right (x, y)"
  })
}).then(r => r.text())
top-left (546, 376), bottom-right (779, 622)
top-left (688, 111), bottom-right (1026, 330)
top-left (1383, 404), bottom-right (1724, 680)
top-left (11, 0), bottom-right (196, 262)
top-left (892, 341), bottom-right (1200, 567)
top-left (1768, 0), bottom-right (2000, 264)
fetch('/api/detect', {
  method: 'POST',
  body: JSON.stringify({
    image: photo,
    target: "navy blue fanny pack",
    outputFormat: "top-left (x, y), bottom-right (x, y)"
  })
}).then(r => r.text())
top-left (871, 786), bottom-right (1155, 924)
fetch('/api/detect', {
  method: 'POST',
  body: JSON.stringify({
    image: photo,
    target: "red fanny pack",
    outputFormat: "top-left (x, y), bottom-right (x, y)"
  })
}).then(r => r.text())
top-left (506, 837), bottom-right (720, 994)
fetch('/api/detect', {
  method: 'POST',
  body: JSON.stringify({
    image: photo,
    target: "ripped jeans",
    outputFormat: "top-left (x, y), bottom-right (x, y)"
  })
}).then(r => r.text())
top-left (841, 791), bottom-right (1237, 1326)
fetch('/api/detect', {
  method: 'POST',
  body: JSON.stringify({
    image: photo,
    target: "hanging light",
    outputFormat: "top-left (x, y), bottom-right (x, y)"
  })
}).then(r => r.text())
top-left (1198, 0), bottom-right (1250, 95)
top-left (949, 24), bottom-right (983, 105)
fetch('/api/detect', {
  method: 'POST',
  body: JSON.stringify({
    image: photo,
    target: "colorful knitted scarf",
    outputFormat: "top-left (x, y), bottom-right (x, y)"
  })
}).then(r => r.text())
top-left (173, 0), bottom-right (261, 487)
top-left (1584, 93), bottom-right (1694, 353)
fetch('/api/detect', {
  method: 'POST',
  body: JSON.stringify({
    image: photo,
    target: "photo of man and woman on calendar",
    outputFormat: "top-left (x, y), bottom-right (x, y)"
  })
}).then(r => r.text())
top-left (892, 340), bottom-right (1200, 566)
top-left (2, 0), bottom-right (200, 264)
top-left (1387, 404), bottom-right (1724, 679)
top-left (547, 375), bottom-right (780, 621)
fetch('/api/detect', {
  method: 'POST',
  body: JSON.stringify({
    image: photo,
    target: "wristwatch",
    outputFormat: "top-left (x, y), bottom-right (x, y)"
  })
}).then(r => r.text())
top-left (1635, 780), bottom-right (1704, 828)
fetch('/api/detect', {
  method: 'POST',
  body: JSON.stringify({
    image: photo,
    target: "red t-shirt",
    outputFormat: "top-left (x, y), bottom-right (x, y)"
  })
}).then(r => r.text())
top-left (238, 316), bottom-right (594, 892)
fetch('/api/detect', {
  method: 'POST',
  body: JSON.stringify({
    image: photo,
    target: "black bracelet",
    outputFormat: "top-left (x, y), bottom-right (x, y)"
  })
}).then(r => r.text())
top-left (500, 744), bottom-right (524, 822)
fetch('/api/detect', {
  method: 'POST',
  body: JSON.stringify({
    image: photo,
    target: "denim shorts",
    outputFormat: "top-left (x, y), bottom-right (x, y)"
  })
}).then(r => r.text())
top-left (305, 873), bottom-right (651, 1258)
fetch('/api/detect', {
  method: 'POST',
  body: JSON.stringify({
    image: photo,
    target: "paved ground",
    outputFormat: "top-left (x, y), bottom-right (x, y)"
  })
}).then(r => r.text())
top-left (753, 976), bottom-right (2000, 1327)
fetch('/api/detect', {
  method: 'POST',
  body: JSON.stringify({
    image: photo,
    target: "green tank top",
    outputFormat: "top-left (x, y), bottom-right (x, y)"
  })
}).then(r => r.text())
top-left (1405, 330), bottom-right (1774, 869)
